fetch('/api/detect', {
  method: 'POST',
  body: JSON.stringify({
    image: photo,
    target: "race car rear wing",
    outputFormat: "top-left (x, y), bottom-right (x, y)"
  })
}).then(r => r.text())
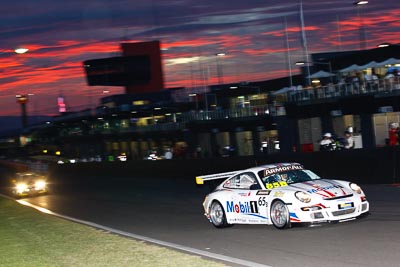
top-left (195, 171), bottom-right (240, 185)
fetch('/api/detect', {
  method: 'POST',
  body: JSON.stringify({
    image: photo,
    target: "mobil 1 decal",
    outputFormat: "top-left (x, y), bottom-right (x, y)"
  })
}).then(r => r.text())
top-left (226, 201), bottom-right (258, 214)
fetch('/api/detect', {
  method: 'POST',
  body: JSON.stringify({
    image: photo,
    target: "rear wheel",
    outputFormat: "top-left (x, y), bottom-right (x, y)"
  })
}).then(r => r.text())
top-left (270, 200), bottom-right (291, 229)
top-left (209, 201), bottom-right (230, 228)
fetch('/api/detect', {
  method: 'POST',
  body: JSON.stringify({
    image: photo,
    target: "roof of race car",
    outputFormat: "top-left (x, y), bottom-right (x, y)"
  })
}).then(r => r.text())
top-left (195, 162), bottom-right (303, 184)
top-left (16, 172), bottom-right (41, 176)
top-left (251, 162), bottom-right (302, 172)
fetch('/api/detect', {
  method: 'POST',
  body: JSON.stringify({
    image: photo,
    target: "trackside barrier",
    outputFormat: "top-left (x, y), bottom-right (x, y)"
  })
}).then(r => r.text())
top-left (0, 160), bottom-right (30, 172)
top-left (1, 147), bottom-right (399, 186)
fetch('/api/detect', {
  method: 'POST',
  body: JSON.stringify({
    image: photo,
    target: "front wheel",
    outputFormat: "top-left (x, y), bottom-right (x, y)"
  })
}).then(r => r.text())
top-left (270, 200), bottom-right (291, 229)
top-left (209, 201), bottom-right (230, 228)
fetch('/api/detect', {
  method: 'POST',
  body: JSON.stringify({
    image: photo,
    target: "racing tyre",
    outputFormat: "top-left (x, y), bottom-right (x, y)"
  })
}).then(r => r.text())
top-left (11, 190), bottom-right (21, 199)
top-left (270, 200), bottom-right (291, 229)
top-left (209, 201), bottom-right (230, 228)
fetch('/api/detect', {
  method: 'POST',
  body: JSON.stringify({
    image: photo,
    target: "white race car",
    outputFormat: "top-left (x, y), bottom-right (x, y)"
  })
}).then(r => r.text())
top-left (196, 163), bottom-right (369, 229)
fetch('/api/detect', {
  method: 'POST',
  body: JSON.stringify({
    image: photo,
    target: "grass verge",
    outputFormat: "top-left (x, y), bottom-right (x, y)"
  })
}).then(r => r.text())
top-left (0, 196), bottom-right (228, 267)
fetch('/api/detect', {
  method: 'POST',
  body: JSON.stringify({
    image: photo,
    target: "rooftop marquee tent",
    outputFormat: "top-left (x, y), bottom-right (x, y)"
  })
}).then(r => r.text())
top-left (306, 70), bottom-right (336, 78)
top-left (339, 58), bottom-right (400, 73)
top-left (339, 64), bottom-right (362, 73)
top-left (272, 85), bottom-right (305, 95)
top-left (272, 86), bottom-right (297, 95)
top-left (377, 58), bottom-right (400, 66)
top-left (359, 61), bottom-right (379, 69)
top-left (312, 44), bottom-right (400, 70)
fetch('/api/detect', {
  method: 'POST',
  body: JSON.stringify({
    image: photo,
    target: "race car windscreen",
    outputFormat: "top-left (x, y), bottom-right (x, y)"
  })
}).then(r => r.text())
top-left (258, 169), bottom-right (320, 185)
top-left (17, 173), bottom-right (44, 181)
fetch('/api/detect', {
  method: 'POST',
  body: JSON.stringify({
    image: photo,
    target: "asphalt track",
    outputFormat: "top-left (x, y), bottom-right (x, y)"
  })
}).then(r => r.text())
top-left (2, 172), bottom-right (400, 267)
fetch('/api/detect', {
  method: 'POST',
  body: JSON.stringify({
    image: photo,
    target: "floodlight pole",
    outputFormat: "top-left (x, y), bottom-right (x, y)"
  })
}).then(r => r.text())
top-left (354, 1), bottom-right (368, 50)
top-left (13, 47), bottom-right (30, 129)
top-left (215, 53), bottom-right (226, 85)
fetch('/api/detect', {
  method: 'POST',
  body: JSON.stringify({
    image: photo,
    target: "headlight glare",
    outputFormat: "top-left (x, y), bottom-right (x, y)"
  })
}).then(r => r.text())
top-left (295, 191), bottom-right (311, 203)
top-left (16, 183), bottom-right (28, 192)
top-left (35, 180), bottom-right (46, 190)
top-left (350, 183), bottom-right (362, 194)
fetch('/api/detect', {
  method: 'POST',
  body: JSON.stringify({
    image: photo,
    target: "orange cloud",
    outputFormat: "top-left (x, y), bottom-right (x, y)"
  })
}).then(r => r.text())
top-left (264, 25), bottom-right (320, 38)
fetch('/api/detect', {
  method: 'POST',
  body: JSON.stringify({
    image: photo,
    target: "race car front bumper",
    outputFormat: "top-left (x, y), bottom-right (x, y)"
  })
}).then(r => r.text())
top-left (289, 197), bottom-right (369, 224)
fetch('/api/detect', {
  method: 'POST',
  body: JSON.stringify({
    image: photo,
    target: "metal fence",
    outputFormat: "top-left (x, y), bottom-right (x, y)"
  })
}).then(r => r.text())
top-left (179, 105), bottom-right (271, 122)
top-left (286, 77), bottom-right (400, 102)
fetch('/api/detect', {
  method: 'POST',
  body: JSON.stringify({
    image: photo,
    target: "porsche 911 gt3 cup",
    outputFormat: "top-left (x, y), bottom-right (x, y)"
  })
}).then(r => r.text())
top-left (196, 163), bottom-right (369, 229)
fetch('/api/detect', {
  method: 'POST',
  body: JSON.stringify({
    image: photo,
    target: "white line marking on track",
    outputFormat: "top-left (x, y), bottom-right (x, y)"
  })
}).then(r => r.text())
top-left (1, 194), bottom-right (272, 267)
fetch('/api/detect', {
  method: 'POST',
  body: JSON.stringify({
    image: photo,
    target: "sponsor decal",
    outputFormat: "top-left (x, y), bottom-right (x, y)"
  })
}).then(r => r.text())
top-left (273, 191), bottom-right (285, 197)
top-left (264, 164), bottom-right (303, 176)
top-left (306, 184), bottom-right (343, 194)
top-left (238, 192), bottom-right (251, 197)
top-left (248, 219), bottom-right (261, 223)
top-left (257, 190), bottom-right (271, 195)
top-left (229, 218), bottom-right (247, 223)
top-left (226, 201), bottom-right (259, 214)
top-left (229, 217), bottom-right (269, 223)
top-left (336, 198), bottom-right (351, 202)
top-left (324, 180), bottom-right (348, 195)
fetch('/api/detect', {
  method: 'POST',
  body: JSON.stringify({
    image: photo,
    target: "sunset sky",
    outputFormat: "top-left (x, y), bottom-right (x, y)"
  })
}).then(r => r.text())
top-left (0, 0), bottom-right (399, 116)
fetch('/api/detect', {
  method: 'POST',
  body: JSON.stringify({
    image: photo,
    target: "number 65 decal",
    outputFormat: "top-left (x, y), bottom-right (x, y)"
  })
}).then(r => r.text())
top-left (258, 197), bottom-right (268, 206)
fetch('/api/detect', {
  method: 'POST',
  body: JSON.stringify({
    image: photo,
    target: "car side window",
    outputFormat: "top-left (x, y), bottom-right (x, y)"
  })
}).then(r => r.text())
top-left (223, 175), bottom-right (239, 189)
top-left (223, 172), bottom-right (258, 189)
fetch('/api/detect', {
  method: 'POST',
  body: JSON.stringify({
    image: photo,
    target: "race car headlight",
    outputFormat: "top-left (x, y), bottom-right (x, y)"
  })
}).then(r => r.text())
top-left (349, 183), bottom-right (362, 194)
top-left (295, 191), bottom-right (311, 203)
top-left (35, 180), bottom-right (46, 190)
top-left (16, 183), bottom-right (28, 192)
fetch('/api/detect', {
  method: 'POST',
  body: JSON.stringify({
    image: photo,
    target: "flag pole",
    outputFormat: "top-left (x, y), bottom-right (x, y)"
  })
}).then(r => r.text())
top-left (284, 16), bottom-right (293, 88)
top-left (300, 0), bottom-right (311, 86)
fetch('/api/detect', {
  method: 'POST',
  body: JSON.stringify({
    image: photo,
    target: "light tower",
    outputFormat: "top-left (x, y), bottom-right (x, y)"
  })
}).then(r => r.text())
top-left (16, 94), bottom-right (29, 128)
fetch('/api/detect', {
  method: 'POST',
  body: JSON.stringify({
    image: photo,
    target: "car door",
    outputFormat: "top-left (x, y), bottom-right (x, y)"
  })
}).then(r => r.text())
top-left (223, 172), bottom-right (269, 223)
